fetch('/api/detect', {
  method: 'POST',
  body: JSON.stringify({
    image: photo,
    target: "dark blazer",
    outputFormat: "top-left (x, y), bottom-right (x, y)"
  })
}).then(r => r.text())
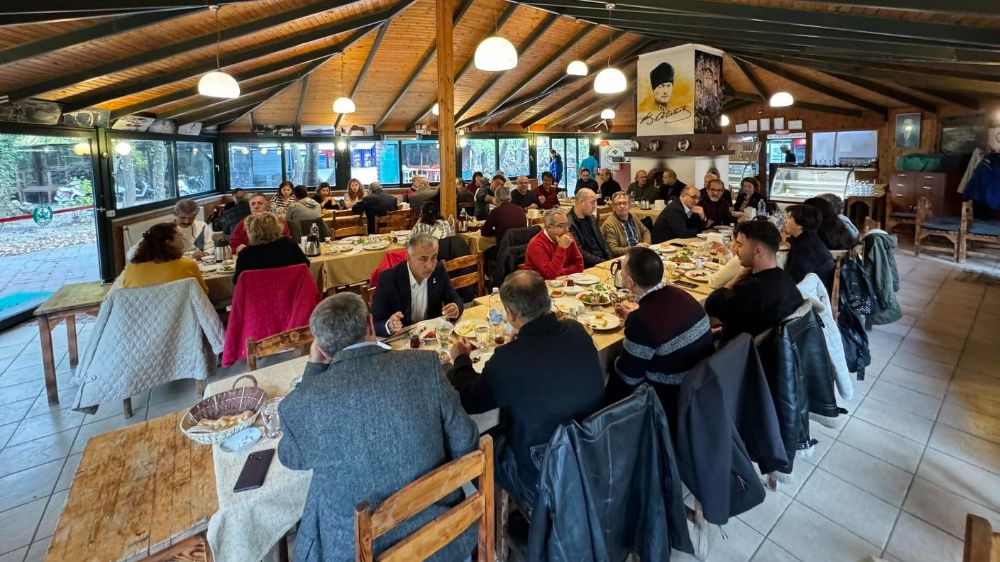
top-left (659, 180), bottom-right (687, 203)
top-left (278, 346), bottom-right (478, 562)
top-left (372, 261), bottom-right (464, 337)
top-left (599, 178), bottom-right (622, 202)
top-left (651, 198), bottom-right (705, 243)
top-left (448, 313), bottom-right (605, 503)
top-left (481, 202), bottom-right (527, 245)
top-left (567, 210), bottom-right (613, 267)
top-left (407, 188), bottom-right (440, 213)
top-left (785, 231), bottom-right (835, 292)
top-left (233, 237), bottom-right (309, 284)
top-left (353, 192), bottom-right (398, 233)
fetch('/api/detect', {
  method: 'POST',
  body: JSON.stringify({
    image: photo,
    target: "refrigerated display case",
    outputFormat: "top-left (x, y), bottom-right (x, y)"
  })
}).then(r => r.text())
top-left (770, 166), bottom-right (867, 203)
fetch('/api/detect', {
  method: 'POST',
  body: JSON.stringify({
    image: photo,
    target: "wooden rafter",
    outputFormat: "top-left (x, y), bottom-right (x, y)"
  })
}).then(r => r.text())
top-left (740, 57), bottom-right (888, 115)
top-left (823, 73), bottom-right (938, 112)
top-left (573, 92), bottom-right (630, 128)
top-left (727, 89), bottom-right (864, 118)
top-left (731, 57), bottom-right (769, 100)
top-left (293, 75), bottom-right (310, 128)
top-left (334, 21), bottom-right (390, 131)
top-left (157, 74), bottom-right (301, 120)
top-left (180, 87), bottom-right (285, 124)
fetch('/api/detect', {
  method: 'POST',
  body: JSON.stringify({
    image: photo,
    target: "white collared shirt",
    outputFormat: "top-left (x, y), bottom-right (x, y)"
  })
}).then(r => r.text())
top-left (408, 263), bottom-right (429, 323)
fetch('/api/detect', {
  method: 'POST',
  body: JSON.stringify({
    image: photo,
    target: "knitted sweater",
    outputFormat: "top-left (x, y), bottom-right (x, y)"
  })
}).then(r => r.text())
top-left (524, 230), bottom-right (584, 280)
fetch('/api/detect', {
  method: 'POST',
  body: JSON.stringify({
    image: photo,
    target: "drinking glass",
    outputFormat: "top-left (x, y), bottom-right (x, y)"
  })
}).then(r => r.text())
top-left (261, 398), bottom-right (283, 439)
top-left (475, 325), bottom-right (490, 348)
top-left (439, 324), bottom-right (454, 347)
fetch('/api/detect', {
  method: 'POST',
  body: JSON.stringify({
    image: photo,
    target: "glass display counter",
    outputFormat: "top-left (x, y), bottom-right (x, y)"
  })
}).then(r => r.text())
top-left (769, 166), bottom-right (873, 203)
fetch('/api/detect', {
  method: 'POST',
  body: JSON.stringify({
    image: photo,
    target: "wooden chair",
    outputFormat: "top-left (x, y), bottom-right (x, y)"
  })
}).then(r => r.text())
top-left (364, 285), bottom-right (377, 308)
top-left (958, 200), bottom-right (1000, 263)
top-left (964, 513), bottom-right (1000, 562)
top-left (355, 435), bottom-right (495, 562)
top-left (334, 212), bottom-right (364, 229)
top-left (140, 533), bottom-right (212, 562)
top-left (596, 206), bottom-right (613, 226)
top-left (335, 225), bottom-right (368, 239)
top-left (245, 326), bottom-right (314, 371)
top-left (914, 196), bottom-right (961, 261)
top-left (445, 254), bottom-right (485, 298)
top-left (376, 211), bottom-right (409, 234)
top-left (884, 184), bottom-right (917, 234)
top-left (829, 243), bottom-right (863, 320)
top-left (529, 216), bottom-right (545, 226)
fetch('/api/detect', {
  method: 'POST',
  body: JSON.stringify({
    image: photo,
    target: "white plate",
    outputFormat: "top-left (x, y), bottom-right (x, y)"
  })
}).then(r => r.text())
top-left (685, 270), bottom-right (710, 282)
top-left (219, 266), bottom-right (236, 274)
top-left (454, 319), bottom-right (487, 339)
top-left (362, 241), bottom-right (390, 251)
top-left (220, 427), bottom-right (262, 454)
top-left (552, 297), bottom-right (585, 316)
top-left (703, 261), bottom-right (722, 271)
top-left (415, 319), bottom-right (455, 339)
top-left (333, 243), bottom-right (354, 252)
top-left (391, 230), bottom-right (412, 237)
top-left (697, 233), bottom-right (710, 239)
top-left (562, 285), bottom-right (585, 296)
top-left (676, 262), bottom-right (696, 270)
top-left (578, 311), bottom-right (621, 331)
top-left (569, 273), bottom-right (600, 286)
top-left (341, 236), bottom-right (362, 243)
top-left (577, 291), bottom-right (612, 306)
top-left (655, 245), bottom-right (678, 254)
top-left (199, 263), bottom-right (221, 272)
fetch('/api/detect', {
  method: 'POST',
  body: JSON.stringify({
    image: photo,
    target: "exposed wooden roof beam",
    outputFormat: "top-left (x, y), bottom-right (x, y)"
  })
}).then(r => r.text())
top-left (293, 75), bottom-right (310, 128)
top-left (727, 89), bottom-right (864, 118)
top-left (375, 0), bottom-right (479, 130)
top-left (823, 73), bottom-right (938, 112)
top-left (739, 57), bottom-right (888, 116)
top-left (453, 12), bottom-right (558, 122)
top-left (731, 57), bottom-right (769, 101)
top-left (913, 89), bottom-right (981, 111)
top-left (0, 1), bottom-right (244, 14)
top-left (179, 87), bottom-right (287, 124)
top-left (0, 9), bottom-right (199, 65)
top-left (573, 92), bottom-right (630, 128)
top-left (561, 91), bottom-right (630, 129)
top-left (793, 0), bottom-right (985, 15)
top-left (5, 1), bottom-right (356, 103)
top-left (157, 74), bottom-right (301, 120)
top-left (0, 6), bottom-right (203, 26)
top-left (334, 21), bottom-right (390, 131)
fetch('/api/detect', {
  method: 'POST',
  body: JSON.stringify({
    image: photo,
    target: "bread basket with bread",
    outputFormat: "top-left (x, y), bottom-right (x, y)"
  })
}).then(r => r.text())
top-left (180, 375), bottom-right (267, 445)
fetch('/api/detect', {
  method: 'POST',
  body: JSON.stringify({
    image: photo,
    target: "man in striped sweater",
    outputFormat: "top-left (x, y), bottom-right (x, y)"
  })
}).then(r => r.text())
top-left (609, 247), bottom-right (714, 432)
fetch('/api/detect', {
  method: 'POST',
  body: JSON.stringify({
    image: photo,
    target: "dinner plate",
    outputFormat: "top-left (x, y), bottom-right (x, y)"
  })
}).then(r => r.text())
top-left (577, 291), bottom-right (612, 306)
top-left (220, 427), bottom-right (262, 454)
top-left (341, 236), bottom-right (362, 243)
top-left (454, 319), bottom-right (487, 338)
top-left (552, 297), bottom-right (584, 316)
top-left (362, 241), bottom-right (390, 251)
top-left (562, 285), bottom-right (585, 296)
top-left (578, 311), bottom-right (621, 331)
top-left (685, 270), bottom-right (710, 282)
top-left (655, 245), bottom-right (678, 254)
top-left (219, 266), bottom-right (236, 274)
top-left (676, 262), bottom-right (696, 270)
top-left (703, 261), bottom-right (722, 271)
top-left (199, 263), bottom-right (221, 272)
top-left (391, 230), bottom-right (412, 237)
top-left (333, 243), bottom-right (354, 252)
top-left (569, 273), bottom-right (600, 286)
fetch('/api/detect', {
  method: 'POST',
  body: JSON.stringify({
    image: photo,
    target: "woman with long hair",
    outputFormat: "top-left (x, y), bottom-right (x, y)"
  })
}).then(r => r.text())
top-left (342, 178), bottom-right (366, 209)
top-left (410, 201), bottom-right (454, 239)
top-left (783, 204), bottom-right (835, 292)
top-left (803, 196), bottom-right (857, 250)
top-left (123, 223), bottom-right (208, 292)
top-left (734, 177), bottom-right (763, 213)
top-left (270, 180), bottom-right (296, 216)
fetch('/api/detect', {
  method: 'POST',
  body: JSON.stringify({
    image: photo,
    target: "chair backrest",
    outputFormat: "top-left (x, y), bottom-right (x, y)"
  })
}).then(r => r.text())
top-left (376, 212), bottom-right (408, 234)
top-left (445, 254), bottom-right (485, 298)
top-left (964, 513), bottom-right (999, 562)
top-left (916, 195), bottom-right (932, 225)
top-left (355, 435), bottom-right (495, 562)
top-left (336, 225), bottom-right (368, 239)
top-left (596, 207), bottom-right (613, 226)
top-left (246, 326), bottom-right (313, 371)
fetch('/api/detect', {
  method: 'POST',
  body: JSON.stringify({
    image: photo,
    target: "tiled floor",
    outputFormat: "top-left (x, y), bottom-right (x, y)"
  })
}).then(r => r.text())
top-left (0, 245), bottom-right (997, 561)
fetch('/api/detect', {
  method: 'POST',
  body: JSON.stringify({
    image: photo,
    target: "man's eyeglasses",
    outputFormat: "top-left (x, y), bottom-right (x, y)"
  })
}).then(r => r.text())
top-left (552, 222), bottom-right (569, 228)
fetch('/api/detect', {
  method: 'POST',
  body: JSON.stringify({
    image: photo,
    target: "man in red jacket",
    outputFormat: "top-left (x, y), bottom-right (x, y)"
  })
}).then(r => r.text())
top-left (524, 208), bottom-right (584, 279)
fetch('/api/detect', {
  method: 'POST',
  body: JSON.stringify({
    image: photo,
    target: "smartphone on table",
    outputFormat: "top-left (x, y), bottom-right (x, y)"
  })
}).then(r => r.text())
top-left (233, 448), bottom-right (275, 493)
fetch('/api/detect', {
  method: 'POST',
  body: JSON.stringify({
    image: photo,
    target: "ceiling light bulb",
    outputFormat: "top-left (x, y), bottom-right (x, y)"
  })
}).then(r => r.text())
top-left (566, 60), bottom-right (588, 76)
top-left (336, 139), bottom-right (347, 151)
top-left (198, 71), bottom-right (240, 99)
top-left (333, 97), bottom-right (356, 114)
top-left (769, 91), bottom-right (794, 107)
top-left (720, 114), bottom-right (730, 127)
top-left (600, 108), bottom-right (616, 120)
top-left (260, 147), bottom-right (268, 155)
top-left (593, 137), bottom-right (602, 145)
top-left (459, 137), bottom-right (467, 148)
top-left (594, 67), bottom-right (626, 94)
top-left (114, 141), bottom-right (132, 156)
top-left (72, 142), bottom-right (90, 156)
top-left (432, 103), bottom-right (440, 116)
top-left (474, 36), bottom-right (517, 71)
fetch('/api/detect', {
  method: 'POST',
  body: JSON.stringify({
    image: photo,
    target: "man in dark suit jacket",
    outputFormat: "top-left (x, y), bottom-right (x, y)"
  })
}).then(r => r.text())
top-left (372, 233), bottom-right (464, 337)
top-left (447, 270), bottom-right (605, 507)
top-left (651, 186), bottom-right (706, 243)
top-left (407, 185), bottom-right (439, 214)
top-left (278, 293), bottom-right (478, 562)
top-left (352, 182), bottom-right (398, 234)
top-left (568, 187), bottom-right (613, 267)
top-left (481, 184), bottom-right (527, 250)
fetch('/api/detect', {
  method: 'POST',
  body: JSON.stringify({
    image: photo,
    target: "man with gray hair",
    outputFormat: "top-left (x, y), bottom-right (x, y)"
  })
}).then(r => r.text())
top-left (524, 208), bottom-right (584, 279)
top-left (371, 233), bottom-right (463, 337)
top-left (278, 292), bottom-right (479, 562)
top-left (352, 180), bottom-right (398, 234)
top-left (481, 183), bottom-right (527, 248)
top-left (172, 198), bottom-right (214, 258)
top-left (447, 270), bottom-right (604, 506)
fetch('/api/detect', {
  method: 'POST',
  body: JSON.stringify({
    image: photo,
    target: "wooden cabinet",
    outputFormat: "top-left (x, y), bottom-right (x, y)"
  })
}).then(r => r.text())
top-left (889, 172), bottom-right (917, 215)
top-left (888, 171), bottom-right (961, 216)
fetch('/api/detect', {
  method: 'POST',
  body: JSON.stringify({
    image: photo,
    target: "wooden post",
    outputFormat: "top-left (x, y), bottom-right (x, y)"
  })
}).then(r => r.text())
top-left (436, 0), bottom-right (457, 220)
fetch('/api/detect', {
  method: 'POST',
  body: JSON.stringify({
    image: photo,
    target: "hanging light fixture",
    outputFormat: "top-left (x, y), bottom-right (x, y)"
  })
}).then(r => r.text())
top-left (72, 142), bottom-right (90, 156)
top-left (432, 103), bottom-right (440, 116)
top-left (769, 91), bottom-right (794, 107)
top-left (332, 54), bottom-right (356, 114)
top-left (600, 108), bottom-right (616, 120)
top-left (198, 6), bottom-right (240, 99)
top-left (474, 7), bottom-right (517, 71)
top-left (593, 4), bottom-right (626, 94)
top-left (566, 60), bottom-right (588, 76)
top-left (720, 114), bottom-right (731, 127)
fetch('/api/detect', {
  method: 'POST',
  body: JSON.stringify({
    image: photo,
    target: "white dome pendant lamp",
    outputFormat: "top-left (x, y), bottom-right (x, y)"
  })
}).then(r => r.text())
top-left (566, 60), bottom-right (588, 76)
top-left (332, 55), bottom-right (356, 114)
top-left (769, 91), bottom-right (794, 107)
top-left (474, 7), bottom-right (517, 71)
top-left (600, 108), bottom-right (616, 120)
top-left (198, 6), bottom-right (240, 99)
top-left (593, 3), bottom-right (626, 94)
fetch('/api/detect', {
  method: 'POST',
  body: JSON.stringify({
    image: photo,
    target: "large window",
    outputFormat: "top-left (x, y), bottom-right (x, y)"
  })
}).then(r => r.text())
top-left (350, 140), bottom-right (399, 185)
top-left (402, 140), bottom-right (440, 184)
top-left (176, 141), bottom-right (214, 196)
top-left (462, 139), bottom-right (496, 180)
top-left (534, 136), bottom-right (549, 183)
top-left (284, 142), bottom-right (336, 186)
top-left (498, 137), bottom-right (529, 178)
top-left (228, 142), bottom-right (282, 189)
top-left (112, 138), bottom-right (176, 209)
top-left (811, 130), bottom-right (878, 166)
top-left (565, 138), bottom-right (578, 193)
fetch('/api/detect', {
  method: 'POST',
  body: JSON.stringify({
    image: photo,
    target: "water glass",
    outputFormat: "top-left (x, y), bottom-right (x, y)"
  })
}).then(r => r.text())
top-left (438, 324), bottom-right (454, 347)
top-left (261, 398), bottom-right (283, 439)
top-left (475, 325), bottom-right (490, 348)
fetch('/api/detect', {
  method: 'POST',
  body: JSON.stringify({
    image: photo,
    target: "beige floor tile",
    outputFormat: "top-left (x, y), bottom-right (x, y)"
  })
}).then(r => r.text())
top-left (895, 340), bottom-right (961, 366)
top-left (797, 468), bottom-right (899, 549)
top-left (840, 374), bottom-right (876, 411)
top-left (0, 498), bottom-right (46, 557)
top-left (737, 486), bottom-right (792, 536)
top-left (35, 489), bottom-right (68, 541)
top-left (769, 501), bottom-right (880, 562)
top-left (957, 351), bottom-right (999, 378)
top-left (916, 448), bottom-right (1000, 509)
top-left (912, 319), bottom-right (970, 340)
top-left (937, 401), bottom-right (1000, 443)
top-left (0, 429), bottom-right (76, 479)
top-left (868, 380), bottom-right (943, 420)
top-left (54, 453), bottom-right (81, 494)
top-left (750, 540), bottom-right (800, 562)
top-left (903, 328), bottom-right (966, 352)
top-left (671, 517), bottom-right (764, 562)
top-left (903, 477), bottom-right (1000, 539)
top-left (928, 423), bottom-right (1000, 475)
top-left (854, 395), bottom-right (934, 444)
top-left (818, 442), bottom-right (912, 506)
top-left (879, 364), bottom-right (949, 399)
top-left (887, 351), bottom-right (955, 380)
top-left (0, 382), bottom-right (41, 408)
top-left (774, 458), bottom-right (817, 498)
top-left (885, 512), bottom-right (963, 562)
top-left (838, 417), bottom-right (925, 473)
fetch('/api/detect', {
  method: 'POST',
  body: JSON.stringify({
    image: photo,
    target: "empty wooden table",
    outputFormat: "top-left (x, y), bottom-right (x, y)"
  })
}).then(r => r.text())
top-left (47, 411), bottom-right (218, 561)
top-left (34, 281), bottom-right (110, 405)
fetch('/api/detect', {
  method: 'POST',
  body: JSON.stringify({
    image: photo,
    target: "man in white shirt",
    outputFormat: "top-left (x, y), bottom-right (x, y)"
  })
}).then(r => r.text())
top-left (172, 198), bottom-right (215, 259)
top-left (371, 233), bottom-right (464, 337)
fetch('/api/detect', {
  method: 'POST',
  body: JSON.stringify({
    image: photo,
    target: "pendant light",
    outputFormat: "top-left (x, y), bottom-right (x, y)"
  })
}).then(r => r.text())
top-left (600, 108), bottom-right (616, 120)
top-left (566, 60), bottom-right (588, 76)
top-left (114, 141), bottom-right (132, 157)
top-left (198, 6), bottom-right (240, 99)
top-left (769, 91), bottom-right (794, 107)
top-left (474, 7), bottom-right (517, 71)
top-left (432, 103), bottom-right (440, 116)
top-left (332, 54), bottom-right (356, 114)
top-left (593, 4), bottom-right (626, 94)
top-left (720, 114), bottom-right (730, 127)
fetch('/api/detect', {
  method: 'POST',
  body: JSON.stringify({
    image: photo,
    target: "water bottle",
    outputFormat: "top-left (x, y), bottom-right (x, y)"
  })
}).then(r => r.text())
top-left (488, 288), bottom-right (504, 342)
top-left (458, 208), bottom-right (469, 232)
top-left (757, 199), bottom-right (767, 218)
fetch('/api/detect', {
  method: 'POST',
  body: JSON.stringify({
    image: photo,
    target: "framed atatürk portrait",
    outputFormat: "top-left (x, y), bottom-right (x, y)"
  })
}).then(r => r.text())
top-left (895, 113), bottom-right (921, 149)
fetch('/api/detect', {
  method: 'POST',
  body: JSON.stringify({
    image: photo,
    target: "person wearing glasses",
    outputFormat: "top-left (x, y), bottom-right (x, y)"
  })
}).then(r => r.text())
top-left (601, 192), bottom-right (651, 256)
top-left (524, 208), bottom-right (584, 280)
top-left (651, 186), bottom-right (706, 243)
top-left (698, 178), bottom-right (736, 228)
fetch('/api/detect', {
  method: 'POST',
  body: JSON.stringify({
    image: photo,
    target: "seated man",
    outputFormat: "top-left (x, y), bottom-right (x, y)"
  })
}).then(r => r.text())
top-left (627, 169), bottom-right (658, 204)
top-left (534, 171), bottom-right (558, 210)
top-left (651, 186), bottom-right (706, 243)
top-left (474, 175), bottom-right (502, 219)
top-left (229, 193), bottom-right (289, 254)
top-left (574, 168), bottom-right (599, 193)
top-left (658, 168), bottom-right (686, 202)
top-left (704, 219), bottom-right (805, 341)
top-left (221, 189), bottom-right (251, 236)
top-left (610, 247), bottom-right (713, 427)
top-left (352, 181), bottom-right (399, 234)
top-left (172, 198), bottom-right (215, 259)
top-left (372, 233), bottom-right (464, 337)
top-left (567, 188), bottom-right (613, 267)
top-left (511, 175), bottom-right (540, 209)
top-left (481, 184), bottom-right (527, 248)
top-left (698, 178), bottom-right (735, 228)
top-left (524, 208), bottom-right (584, 279)
top-left (601, 191), bottom-right (651, 256)
top-left (447, 270), bottom-right (605, 506)
top-left (278, 293), bottom-right (478, 562)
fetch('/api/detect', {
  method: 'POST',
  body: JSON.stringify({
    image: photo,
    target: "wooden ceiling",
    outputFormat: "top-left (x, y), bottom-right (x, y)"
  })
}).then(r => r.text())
top-left (0, 0), bottom-right (998, 134)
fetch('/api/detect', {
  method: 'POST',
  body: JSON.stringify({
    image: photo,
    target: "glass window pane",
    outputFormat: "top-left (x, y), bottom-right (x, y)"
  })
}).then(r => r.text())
top-left (461, 139), bottom-right (496, 181)
top-left (112, 138), bottom-right (175, 209)
top-left (284, 142), bottom-right (336, 187)
top-left (534, 136), bottom-right (549, 183)
top-left (834, 130), bottom-right (877, 164)
top-left (351, 140), bottom-right (400, 186)
top-left (578, 137), bottom-right (591, 171)
top-left (176, 141), bottom-right (214, 196)
top-left (549, 138), bottom-right (565, 188)
top-left (498, 137), bottom-right (529, 178)
top-left (228, 142), bottom-right (282, 189)
top-left (811, 132), bottom-right (835, 165)
top-left (401, 140), bottom-right (440, 184)
top-left (565, 138), bottom-right (578, 194)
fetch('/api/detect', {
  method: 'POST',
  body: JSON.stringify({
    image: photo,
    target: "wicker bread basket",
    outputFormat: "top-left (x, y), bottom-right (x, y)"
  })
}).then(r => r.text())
top-left (180, 375), bottom-right (267, 445)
